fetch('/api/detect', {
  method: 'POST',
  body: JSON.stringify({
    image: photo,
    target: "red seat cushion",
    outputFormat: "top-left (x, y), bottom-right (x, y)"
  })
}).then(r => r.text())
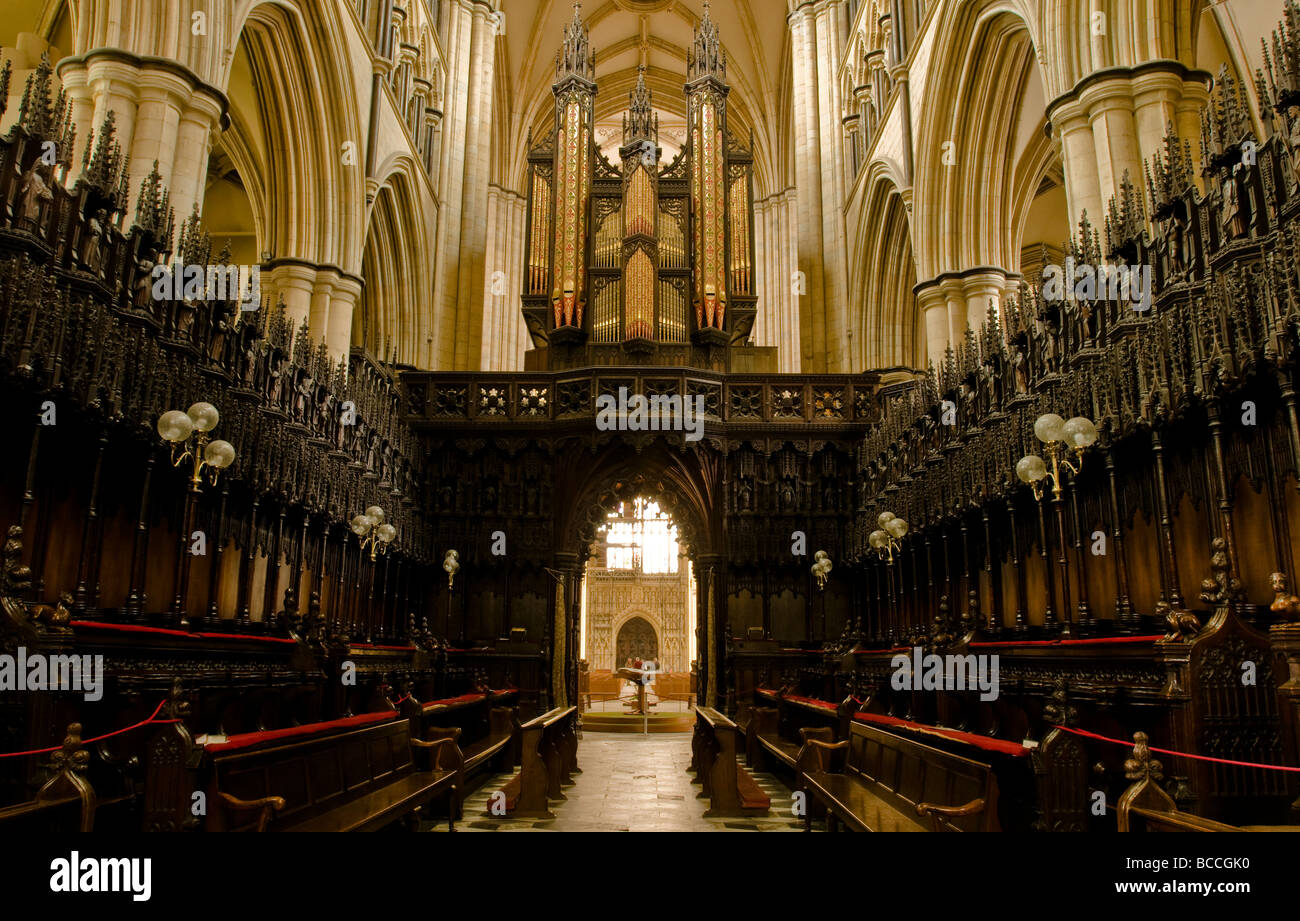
top-left (204, 711), bottom-right (399, 752)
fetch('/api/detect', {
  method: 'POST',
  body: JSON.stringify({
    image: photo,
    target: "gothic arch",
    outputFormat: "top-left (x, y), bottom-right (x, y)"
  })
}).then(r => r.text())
top-left (555, 439), bottom-right (721, 561)
top-left (611, 611), bottom-right (661, 662)
top-left (851, 165), bottom-right (919, 370)
top-left (358, 162), bottom-right (427, 364)
top-left (220, 0), bottom-right (368, 273)
top-left (1037, 0), bottom-right (1206, 99)
top-left (912, 2), bottom-right (1052, 283)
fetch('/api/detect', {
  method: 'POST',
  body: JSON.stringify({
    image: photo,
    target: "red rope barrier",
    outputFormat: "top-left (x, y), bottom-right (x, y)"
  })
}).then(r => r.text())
top-left (1054, 724), bottom-right (1300, 773)
top-left (0, 699), bottom-right (180, 759)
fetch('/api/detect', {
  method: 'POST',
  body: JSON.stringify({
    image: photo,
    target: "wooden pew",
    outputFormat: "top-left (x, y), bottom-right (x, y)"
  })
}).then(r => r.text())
top-left (689, 707), bottom-right (770, 817)
top-left (403, 692), bottom-right (514, 816)
top-left (745, 706), bottom-right (834, 800)
top-left (205, 715), bottom-right (458, 832)
top-left (500, 706), bottom-right (578, 818)
top-left (0, 723), bottom-right (96, 832)
top-left (802, 719), bottom-right (1000, 831)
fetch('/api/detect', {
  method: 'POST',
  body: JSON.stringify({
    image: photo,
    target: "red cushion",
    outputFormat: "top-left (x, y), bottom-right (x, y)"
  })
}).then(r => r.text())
top-left (853, 712), bottom-right (1029, 757)
top-left (70, 621), bottom-right (299, 645)
top-left (204, 710), bottom-right (399, 752)
top-left (969, 635), bottom-right (1162, 648)
top-left (421, 692), bottom-right (487, 711)
top-left (783, 694), bottom-right (838, 712)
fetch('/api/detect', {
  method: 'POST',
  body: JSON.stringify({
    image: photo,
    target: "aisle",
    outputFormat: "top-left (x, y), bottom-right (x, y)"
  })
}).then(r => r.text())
top-left (428, 733), bottom-right (808, 832)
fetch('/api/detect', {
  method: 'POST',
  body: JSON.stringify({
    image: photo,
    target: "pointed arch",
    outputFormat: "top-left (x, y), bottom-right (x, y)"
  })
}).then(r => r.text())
top-left (358, 160), bottom-right (427, 365)
top-left (852, 163), bottom-right (919, 370)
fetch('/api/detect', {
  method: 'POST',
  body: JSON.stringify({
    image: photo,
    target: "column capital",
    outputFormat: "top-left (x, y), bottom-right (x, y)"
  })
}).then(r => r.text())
top-left (58, 49), bottom-right (228, 125)
top-left (1046, 61), bottom-right (1212, 125)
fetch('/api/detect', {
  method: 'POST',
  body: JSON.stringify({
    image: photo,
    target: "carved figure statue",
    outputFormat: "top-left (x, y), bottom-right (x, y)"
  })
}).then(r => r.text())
top-left (1011, 340), bottom-right (1029, 394)
top-left (1270, 571), bottom-right (1300, 622)
top-left (80, 209), bottom-right (106, 276)
top-left (1221, 167), bottom-right (1244, 241)
top-left (18, 161), bottom-right (54, 229)
top-left (1288, 106), bottom-right (1300, 189)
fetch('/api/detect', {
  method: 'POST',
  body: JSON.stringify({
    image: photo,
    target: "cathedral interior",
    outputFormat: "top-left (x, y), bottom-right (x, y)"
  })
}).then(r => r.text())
top-left (3, 0), bottom-right (1300, 858)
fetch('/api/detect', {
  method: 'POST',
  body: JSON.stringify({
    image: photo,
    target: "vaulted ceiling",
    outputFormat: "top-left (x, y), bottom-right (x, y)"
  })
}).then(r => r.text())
top-left (494, 0), bottom-right (790, 196)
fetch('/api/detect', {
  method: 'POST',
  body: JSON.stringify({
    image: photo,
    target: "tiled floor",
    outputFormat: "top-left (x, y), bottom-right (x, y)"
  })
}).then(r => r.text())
top-left (426, 732), bottom-right (810, 832)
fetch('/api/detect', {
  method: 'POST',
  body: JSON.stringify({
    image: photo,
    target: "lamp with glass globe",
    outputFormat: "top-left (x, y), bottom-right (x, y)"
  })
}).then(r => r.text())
top-left (1014, 412), bottom-right (1097, 638)
top-left (443, 549), bottom-right (460, 590)
top-left (157, 402), bottom-right (237, 488)
top-left (811, 550), bottom-right (832, 590)
top-left (1015, 413), bottom-right (1097, 500)
top-left (868, 511), bottom-right (909, 563)
top-left (158, 402), bottom-right (237, 630)
top-left (351, 505), bottom-right (397, 561)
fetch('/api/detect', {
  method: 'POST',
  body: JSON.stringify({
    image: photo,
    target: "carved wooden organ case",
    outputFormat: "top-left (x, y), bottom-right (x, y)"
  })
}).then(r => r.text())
top-left (520, 4), bottom-right (756, 371)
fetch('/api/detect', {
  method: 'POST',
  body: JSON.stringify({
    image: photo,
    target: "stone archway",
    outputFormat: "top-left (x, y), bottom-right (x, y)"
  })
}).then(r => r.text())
top-left (553, 437), bottom-right (723, 709)
top-left (615, 615), bottom-right (659, 665)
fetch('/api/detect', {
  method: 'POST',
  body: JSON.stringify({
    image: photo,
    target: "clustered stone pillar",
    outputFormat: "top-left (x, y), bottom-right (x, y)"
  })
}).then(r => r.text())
top-left (788, 0), bottom-right (851, 372)
top-left (753, 189), bottom-right (801, 371)
top-left (1048, 63), bottom-right (1210, 230)
top-left (264, 261), bottom-right (363, 362)
top-left (915, 270), bottom-right (1015, 367)
top-left (480, 185), bottom-right (528, 370)
top-left (430, 0), bottom-right (498, 370)
top-left (58, 51), bottom-right (227, 225)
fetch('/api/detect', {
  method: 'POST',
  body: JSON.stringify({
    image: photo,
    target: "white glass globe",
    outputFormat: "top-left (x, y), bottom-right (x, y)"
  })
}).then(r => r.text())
top-left (1063, 416), bottom-right (1098, 448)
top-left (886, 517), bottom-right (908, 539)
top-left (1034, 413), bottom-right (1066, 444)
top-left (869, 529), bottom-right (887, 549)
top-left (203, 439), bottom-right (235, 469)
top-left (351, 514), bottom-right (371, 536)
top-left (187, 402), bottom-right (220, 433)
top-left (365, 505), bottom-right (385, 523)
top-left (376, 523), bottom-right (397, 543)
top-left (157, 410), bottom-right (194, 443)
top-left (1016, 454), bottom-right (1047, 483)
top-left (878, 511), bottom-right (896, 527)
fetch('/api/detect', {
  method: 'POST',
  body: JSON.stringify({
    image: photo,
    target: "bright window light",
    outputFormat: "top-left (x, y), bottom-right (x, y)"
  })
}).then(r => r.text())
top-left (598, 497), bottom-right (679, 573)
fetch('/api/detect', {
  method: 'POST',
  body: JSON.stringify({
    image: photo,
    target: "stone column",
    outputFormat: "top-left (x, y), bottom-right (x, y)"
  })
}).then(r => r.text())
top-left (326, 272), bottom-right (363, 363)
top-left (453, 2), bottom-right (496, 368)
top-left (812, 0), bottom-right (850, 371)
top-left (429, 0), bottom-right (473, 368)
top-left (1050, 64), bottom-right (1211, 231)
top-left (961, 269), bottom-right (1009, 332)
top-left (916, 280), bottom-right (948, 370)
top-left (59, 52), bottom-right (226, 224)
top-left (264, 261), bottom-right (318, 333)
top-left (789, 2), bottom-right (829, 371)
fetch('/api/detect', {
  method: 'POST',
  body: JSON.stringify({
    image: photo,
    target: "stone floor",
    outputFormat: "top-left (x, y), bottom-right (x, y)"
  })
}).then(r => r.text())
top-left (425, 732), bottom-right (810, 832)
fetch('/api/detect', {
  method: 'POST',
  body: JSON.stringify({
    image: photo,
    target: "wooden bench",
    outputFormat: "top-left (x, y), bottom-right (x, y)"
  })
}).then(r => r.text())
top-left (500, 706), bottom-right (578, 818)
top-left (803, 719), bottom-right (999, 831)
top-left (205, 715), bottom-right (458, 832)
top-left (424, 706), bottom-right (516, 818)
top-left (689, 707), bottom-right (770, 817)
top-left (0, 723), bottom-right (96, 832)
top-left (745, 706), bottom-right (834, 796)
